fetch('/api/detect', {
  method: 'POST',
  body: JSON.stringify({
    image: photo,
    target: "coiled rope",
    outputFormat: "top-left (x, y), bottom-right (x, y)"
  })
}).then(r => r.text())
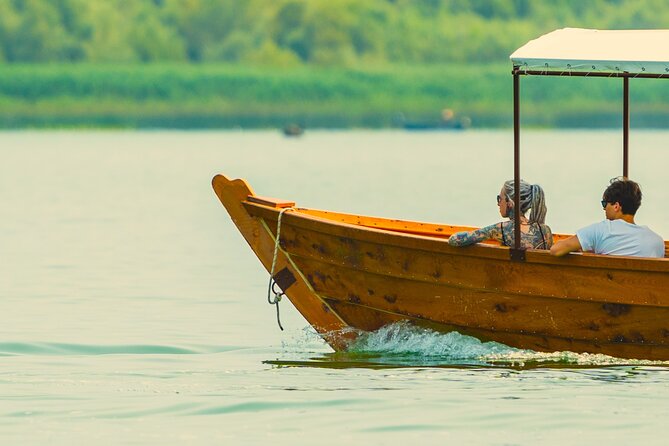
top-left (267, 207), bottom-right (294, 330)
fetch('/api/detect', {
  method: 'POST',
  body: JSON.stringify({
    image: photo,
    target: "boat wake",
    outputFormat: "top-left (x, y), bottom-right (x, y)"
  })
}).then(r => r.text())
top-left (349, 322), bottom-right (513, 358)
top-left (271, 322), bottom-right (669, 369)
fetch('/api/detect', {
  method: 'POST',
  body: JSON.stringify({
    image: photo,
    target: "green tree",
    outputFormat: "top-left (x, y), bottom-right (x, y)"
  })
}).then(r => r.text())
top-left (2, 0), bottom-right (669, 66)
top-left (78, 1), bottom-right (137, 62)
top-left (130, 8), bottom-right (186, 62)
top-left (1, 0), bottom-right (83, 62)
top-left (163, 0), bottom-right (253, 62)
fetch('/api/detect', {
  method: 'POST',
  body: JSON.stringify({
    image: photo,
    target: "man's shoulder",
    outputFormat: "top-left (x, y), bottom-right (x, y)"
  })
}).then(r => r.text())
top-left (577, 220), bottom-right (609, 235)
top-left (640, 225), bottom-right (664, 242)
top-left (637, 225), bottom-right (665, 257)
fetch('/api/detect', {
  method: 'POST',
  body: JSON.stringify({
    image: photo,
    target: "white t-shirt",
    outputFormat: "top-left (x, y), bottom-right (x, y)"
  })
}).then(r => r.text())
top-left (576, 219), bottom-right (665, 258)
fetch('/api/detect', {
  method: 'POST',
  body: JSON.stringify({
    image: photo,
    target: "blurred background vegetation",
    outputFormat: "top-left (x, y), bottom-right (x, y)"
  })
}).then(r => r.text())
top-left (1, 0), bottom-right (668, 129)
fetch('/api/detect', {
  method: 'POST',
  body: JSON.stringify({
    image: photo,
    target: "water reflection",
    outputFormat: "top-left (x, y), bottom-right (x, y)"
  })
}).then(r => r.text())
top-left (265, 353), bottom-right (668, 372)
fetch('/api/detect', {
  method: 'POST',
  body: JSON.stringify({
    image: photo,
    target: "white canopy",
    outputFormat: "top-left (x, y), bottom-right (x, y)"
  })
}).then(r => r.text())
top-left (510, 28), bottom-right (669, 76)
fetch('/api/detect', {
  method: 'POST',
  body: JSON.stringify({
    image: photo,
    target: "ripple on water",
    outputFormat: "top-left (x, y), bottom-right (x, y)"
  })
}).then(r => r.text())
top-left (190, 398), bottom-right (369, 416)
top-left (0, 342), bottom-right (242, 356)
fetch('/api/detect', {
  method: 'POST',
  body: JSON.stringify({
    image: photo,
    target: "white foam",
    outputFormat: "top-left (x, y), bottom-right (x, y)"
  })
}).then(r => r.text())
top-left (339, 322), bottom-right (669, 367)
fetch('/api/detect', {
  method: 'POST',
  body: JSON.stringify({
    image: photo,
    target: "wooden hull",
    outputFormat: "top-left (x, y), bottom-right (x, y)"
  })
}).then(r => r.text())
top-left (213, 174), bottom-right (669, 360)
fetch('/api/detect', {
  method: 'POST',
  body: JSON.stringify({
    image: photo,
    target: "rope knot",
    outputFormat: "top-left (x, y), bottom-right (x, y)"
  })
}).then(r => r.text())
top-left (266, 207), bottom-right (295, 331)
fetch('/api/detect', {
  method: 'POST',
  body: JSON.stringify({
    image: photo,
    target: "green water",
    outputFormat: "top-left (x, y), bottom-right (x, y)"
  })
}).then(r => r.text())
top-left (2, 130), bottom-right (669, 444)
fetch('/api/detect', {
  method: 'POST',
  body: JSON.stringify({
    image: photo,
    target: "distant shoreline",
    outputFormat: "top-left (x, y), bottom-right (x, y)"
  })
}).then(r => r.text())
top-left (1, 64), bottom-right (667, 129)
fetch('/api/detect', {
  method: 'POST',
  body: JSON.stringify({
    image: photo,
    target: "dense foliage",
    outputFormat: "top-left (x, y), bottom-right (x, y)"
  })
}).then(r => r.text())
top-left (1, 64), bottom-right (668, 129)
top-left (1, 1), bottom-right (668, 128)
top-left (1, 0), bottom-right (668, 65)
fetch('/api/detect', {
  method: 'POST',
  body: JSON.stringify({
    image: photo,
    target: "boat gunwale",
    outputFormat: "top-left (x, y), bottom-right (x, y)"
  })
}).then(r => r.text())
top-left (243, 200), bottom-right (669, 274)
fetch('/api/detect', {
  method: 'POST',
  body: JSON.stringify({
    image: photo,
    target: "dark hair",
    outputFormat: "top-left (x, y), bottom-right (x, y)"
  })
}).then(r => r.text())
top-left (603, 177), bottom-right (642, 215)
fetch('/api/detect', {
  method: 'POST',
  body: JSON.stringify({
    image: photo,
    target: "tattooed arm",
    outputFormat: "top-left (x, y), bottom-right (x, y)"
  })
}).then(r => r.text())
top-left (448, 223), bottom-right (504, 247)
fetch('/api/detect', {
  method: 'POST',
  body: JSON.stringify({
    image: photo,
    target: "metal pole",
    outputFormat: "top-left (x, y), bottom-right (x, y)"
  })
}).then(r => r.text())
top-left (623, 77), bottom-right (629, 178)
top-left (512, 71), bottom-right (523, 260)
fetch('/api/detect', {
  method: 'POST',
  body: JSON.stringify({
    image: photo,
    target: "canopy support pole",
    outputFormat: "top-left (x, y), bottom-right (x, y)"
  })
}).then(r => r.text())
top-left (623, 76), bottom-right (629, 178)
top-left (510, 70), bottom-right (525, 262)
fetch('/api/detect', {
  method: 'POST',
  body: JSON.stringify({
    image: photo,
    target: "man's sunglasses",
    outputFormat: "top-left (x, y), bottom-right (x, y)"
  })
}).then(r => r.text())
top-left (601, 200), bottom-right (609, 209)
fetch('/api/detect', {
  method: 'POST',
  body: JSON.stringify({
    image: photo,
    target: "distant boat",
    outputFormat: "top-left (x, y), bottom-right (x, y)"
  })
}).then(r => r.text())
top-left (283, 124), bottom-right (304, 137)
top-left (397, 109), bottom-right (471, 131)
top-left (403, 119), bottom-right (471, 130)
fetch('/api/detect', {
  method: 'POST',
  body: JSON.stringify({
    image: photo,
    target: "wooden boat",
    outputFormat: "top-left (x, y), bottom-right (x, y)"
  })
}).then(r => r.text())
top-left (213, 28), bottom-right (669, 360)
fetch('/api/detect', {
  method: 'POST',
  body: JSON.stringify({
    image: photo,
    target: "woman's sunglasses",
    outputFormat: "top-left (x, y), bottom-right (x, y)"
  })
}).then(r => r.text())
top-left (497, 195), bottom-right (509, 205)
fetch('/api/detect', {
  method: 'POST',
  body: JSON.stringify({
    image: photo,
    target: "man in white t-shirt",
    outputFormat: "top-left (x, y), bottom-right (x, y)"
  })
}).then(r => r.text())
top-left (550, 178), bottom-right (665, 258)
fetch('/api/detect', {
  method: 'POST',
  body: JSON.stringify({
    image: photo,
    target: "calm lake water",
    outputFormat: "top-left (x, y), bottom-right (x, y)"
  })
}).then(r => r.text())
top-left (3, 130), bottom-right (669, 445)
